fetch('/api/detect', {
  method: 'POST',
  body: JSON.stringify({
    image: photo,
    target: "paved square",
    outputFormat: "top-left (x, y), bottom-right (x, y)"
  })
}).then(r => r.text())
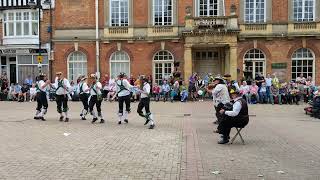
top-left (0, 101), bottom-right (320, 180)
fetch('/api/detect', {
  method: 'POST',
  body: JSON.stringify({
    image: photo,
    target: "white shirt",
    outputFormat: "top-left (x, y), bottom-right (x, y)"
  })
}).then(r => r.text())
top-left (116, 79), bottom-right (132, 97)
top-left (225, 97), bottom-right (242, 117)
top-left (90, 82), bottom-right (102, 95)
top-left (54, 78), bottom-right (71, 95)
top-left (265, 78), bottom-right (272, 87)
top-left (140, 82), bottom-right (151, 99)
top-left (37, 80), bottom-right (47, 92)
top-left (30, 87), bottom-right (37, 95)
top-left (212, 84), bottom-right (230, 106)
top-left (239, 85), bottom-right (250, 94)
top-left (78, 82), bottom-right (89, 94)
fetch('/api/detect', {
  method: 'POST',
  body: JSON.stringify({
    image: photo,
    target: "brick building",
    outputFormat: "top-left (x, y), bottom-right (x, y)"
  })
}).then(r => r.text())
top-left (3, 0), bottom-right (320, 85)
top-left (0, 0), bottom-right (55, 84)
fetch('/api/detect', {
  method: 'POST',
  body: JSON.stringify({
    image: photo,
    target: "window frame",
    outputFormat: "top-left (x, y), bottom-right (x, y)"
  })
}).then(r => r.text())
top-left (152, 50), bottom-right (174, 85)
top-left (293, 0), bottom-right (316, 22)
top-left (109, 0), bottom-right (129, 27)
top-left (291, 48), bottom-right (315, 81)
top-left (243, 48), bottom-right (266, 77)
top-left (244, 0), bottom-right (267, 23)
top-left (109, 51), bottom-right (131, 78)
top-left (195, 0), bottom-right (221, 17)
top-left (67, 51), bottom-right (88, 82)
top-left (152, 0), bottom-right (173, 26)
top-left (2, 9), bottom-right (39, 38)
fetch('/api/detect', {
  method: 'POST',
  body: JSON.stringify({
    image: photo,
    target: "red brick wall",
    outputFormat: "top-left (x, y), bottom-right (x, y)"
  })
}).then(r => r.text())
top-left (55, 0), bottom-right (96, 29)
top-left (133, 0), bottom-right (149, 26)
top-left (272, 0), bottom-right (288, 22)
top-left (237, 38), bottom-right (320, 84)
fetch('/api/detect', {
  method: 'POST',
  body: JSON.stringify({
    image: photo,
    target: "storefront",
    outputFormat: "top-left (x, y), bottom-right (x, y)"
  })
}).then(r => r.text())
top-left (0, 48), bottom-right (48, 84)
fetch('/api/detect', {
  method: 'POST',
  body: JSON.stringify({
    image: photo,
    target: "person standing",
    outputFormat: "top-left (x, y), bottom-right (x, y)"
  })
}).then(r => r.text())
top-left (137, 75), bottom-right (155, 129)
top-left (78, 75), bottom-right (90, 120)
top-left (208, 76), bottom-right (230, 125)
top-left (54, 72), bottom-right (71, 122)
top-left (34, 74), bottom-right (51, 121)
top-left (116, 72), bottom-right (132, 124)
top-left (265, 74), bottom-right (272, 103)
top-left (89, 74), bottom-right (105, 123)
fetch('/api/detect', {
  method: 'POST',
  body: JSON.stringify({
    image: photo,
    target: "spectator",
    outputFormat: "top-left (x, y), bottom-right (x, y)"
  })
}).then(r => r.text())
top-left (180, 81), bottom-right (188, 102)
top-left (12, 83), bottom-right (22, 101)
top-left (102, 74), bottom-right (110, 100)
top-left (29, 84), bottom-right (37, 102)
top-left (24, 75), bottom-right (33, 88)
top-left (259, 82), bottom-right (267, 103)
top-left (161, 80), bottom-right (170, 102)
top-left (288, 83), bottom-right (300, 105)
top-left (19, 84), bottom-right (29, 102)
top-left (270, 84), bottom-right (281, 105)
top-left (279, 83), bottom-right (289, 104)
top-left (265, 73), bottom-right (272, 103)
top-left (106, 81), bottom-right (117, 101)
top-left (188, 73), bottom-right (198, 101)
top-left (170, 81), bottom-right (180, 102)
top-left (255, 73), bottom-right (265, 101)
top-left (249, 81), bottom-right (259, 104)
top-left (239, 81), bottom-right (250, 103)
top-left (152, 83), bottom-right (161, 101)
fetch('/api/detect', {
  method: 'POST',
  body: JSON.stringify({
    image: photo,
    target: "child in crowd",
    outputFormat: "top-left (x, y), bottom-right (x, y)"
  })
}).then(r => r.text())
top-left (180, 82), bottom-right (188, 102)
top-left (161, 80), bottom-right (170, 102)
top-left (279, 83), bottom-right (289, 104)
top-left (289, 83), bottom-right (300, 105)
top-left (259, 82), bottom-right (267, 103)
top-left (249, 81), bottom-right (259, 104)
top-left (270, 84), bottom-right (281, 105)
top-left (29, 83), bottom-right (37, 102)
top-left (152, 83), bottom-right (161, 101)
top-left (239, 81), bottom-right (250, 103)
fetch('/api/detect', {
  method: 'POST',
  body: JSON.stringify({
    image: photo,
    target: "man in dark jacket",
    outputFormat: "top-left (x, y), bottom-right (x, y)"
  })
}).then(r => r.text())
top-left (217, 88), bottom-right (250, 144)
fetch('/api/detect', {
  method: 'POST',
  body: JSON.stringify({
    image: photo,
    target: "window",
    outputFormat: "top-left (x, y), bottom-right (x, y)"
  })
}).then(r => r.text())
top-left (153, 51), bottom-right (174, 85)
top-left (293, 0), bottom-right (315, 21)
top-left (291, 48), bottom-right (314, 80)
top-left (243, 49), bottom-right (266, 79)
top-left (68, 52), bottom-right (87, 82)
top-left (3, 10), bottom-right (38, 37)
top-left (197, 0), bottom-right (220, 17)
top-left (110, 51), bottom-right (130, 78)
top-left (244, 0), bottom-right (266, 23)
top-left (153, 0), bottom-right (172, 25)
top-left (110, 0), bottom-right (129, 26)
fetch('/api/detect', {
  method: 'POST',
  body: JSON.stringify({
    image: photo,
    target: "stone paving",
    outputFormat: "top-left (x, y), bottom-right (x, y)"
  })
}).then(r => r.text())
top-left (0, 101), bottom-right (319, 180)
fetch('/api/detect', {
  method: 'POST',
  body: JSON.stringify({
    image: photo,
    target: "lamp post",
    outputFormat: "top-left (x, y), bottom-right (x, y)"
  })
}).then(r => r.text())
top-left (28, 0), bottom-right (51, 75)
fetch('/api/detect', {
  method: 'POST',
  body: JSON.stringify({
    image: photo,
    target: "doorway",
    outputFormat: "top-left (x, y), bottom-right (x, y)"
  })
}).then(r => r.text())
top-left (9, 57), bottom-right (17, 84)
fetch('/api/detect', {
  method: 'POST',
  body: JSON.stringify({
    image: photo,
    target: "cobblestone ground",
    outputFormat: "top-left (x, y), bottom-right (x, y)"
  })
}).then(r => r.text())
top-left (0, 101), bottom-right (319, 180)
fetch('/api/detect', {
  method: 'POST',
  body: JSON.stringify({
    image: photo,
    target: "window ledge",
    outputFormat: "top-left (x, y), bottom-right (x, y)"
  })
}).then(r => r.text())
top-left (3, 37), bottom-right (39, 45)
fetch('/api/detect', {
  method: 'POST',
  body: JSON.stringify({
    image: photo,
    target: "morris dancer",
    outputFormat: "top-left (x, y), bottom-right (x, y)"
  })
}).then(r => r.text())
top-left (34, 73), bottom-right (51, 121)
top-left (116, 73), bottom-right (132, 124)
top-left (79, 75), bottom-right (90, 120)
top-left (54, 72), bottom-right (71, 122)
top-left (89, 74), bottom-right (105, 123)
top-left (137, 75), bottom-right (155, 129)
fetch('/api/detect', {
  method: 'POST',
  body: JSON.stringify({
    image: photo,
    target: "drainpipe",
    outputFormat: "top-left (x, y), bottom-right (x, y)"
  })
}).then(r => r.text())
top-left (95, 0), bottom-right (100, 78)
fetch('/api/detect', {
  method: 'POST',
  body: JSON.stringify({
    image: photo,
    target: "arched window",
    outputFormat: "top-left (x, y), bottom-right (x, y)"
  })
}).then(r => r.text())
top-left (68, 51), bottom-right (87, 82)
top-left (153, 50), bottom-right (174, 85)
top-left (243, 49), bottom-right (266, 79)
top-left (110, 51), bottom-right (130, 78)
top-left (291, 48), bottom-right (314, 80)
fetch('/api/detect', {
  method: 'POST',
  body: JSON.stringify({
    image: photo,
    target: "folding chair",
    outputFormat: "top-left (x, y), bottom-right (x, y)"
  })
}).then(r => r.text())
top-left (229, 127), bottom-right (245, 145)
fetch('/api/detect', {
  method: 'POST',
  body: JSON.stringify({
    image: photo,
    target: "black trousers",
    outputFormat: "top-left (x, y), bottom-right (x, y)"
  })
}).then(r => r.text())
top-left (215, 103), bottom-right (224, 123)
top-left (80, 93), bottom-right (89, 111)
top-left (56, 94), bottom-right (68, 113)
top-left (218, 116), bottom-right (249, 137)
top-left (89, 95), bottom-right (102, 113)
top-left (118, 95), bottom-right (131, 114)
top-left (137, 97), bottom-right (150, 115)
top-left (36, 92), bottom-right (48, 111)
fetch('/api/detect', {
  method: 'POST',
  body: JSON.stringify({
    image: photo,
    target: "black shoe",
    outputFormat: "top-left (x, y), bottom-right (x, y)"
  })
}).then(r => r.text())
top-left (149, 124), bottom-right (155, 129)
top-left (92, 118), bottom-right (98, 123)
top-left (59, 116), bottom-right (64, 122)
top-left (218, 137), bottom-right (229, 144)
top-left (64, 118), bottom-right (69, 122)
top-left (213, 121), bottom-right (219, 124)
top-left (39, 117), bottom-right (46, 121)
top-left (34, 116), bottom-right (39, 120)
top-left (81, 117), bottom-right (87, 120)
top-left (100, 119), bottom-right (105, 123)
top-left (80, 113), bottom-right (83, 117)
top-left (124, 119), bottom-right (128, 123)
top-left (118, 121), bottom-right (121, 125)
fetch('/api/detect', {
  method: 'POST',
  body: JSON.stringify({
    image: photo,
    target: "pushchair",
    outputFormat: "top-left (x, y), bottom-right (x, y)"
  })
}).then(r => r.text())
top-left (304, 96), bottom-right (320, 118)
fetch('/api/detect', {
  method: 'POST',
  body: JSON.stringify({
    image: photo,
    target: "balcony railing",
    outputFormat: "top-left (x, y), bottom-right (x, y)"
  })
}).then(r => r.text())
top-left (293, 22), bottom-right (317, 30)
top-left (148, 26), bottom-right (178, 37)
top-left (193, 16), bottom-right (228, 28)
top-left (108, 27), bottom-right (129, 34)
top-left (184, 16), bottom-right (239, 33)
top-left (152, 26), bottom-right (174, 33)
top-left (244, 24), bottom-right (267, 31)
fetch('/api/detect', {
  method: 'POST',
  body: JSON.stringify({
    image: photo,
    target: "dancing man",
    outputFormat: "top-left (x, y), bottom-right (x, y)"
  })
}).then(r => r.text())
top-left (79, 75), bottom-right (90, 120)
top-left (137, 75), bottom-right (155, 129)
top-left (54, 72), bottom-right (71, 122)
top-left (34, 73), bottom-right (51, 121)
top-left (89, 74), bottom-right (105, 123)
top-left (116, 72), bottom-right (132, 124)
